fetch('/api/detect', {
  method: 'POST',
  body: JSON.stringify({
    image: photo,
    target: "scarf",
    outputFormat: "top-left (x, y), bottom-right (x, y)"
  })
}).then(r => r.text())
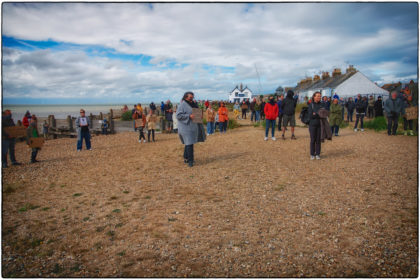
top-left (184, 99), bottom-right (199, 108)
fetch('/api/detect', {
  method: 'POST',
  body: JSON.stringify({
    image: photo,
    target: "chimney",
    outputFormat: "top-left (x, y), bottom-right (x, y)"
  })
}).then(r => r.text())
top-left (313, 75), bottom-right (320, 82)
top-left (240, 83), bottom-right (243, 91)
top-left (332, 68), bottom-right (342, 77)
top-left (322, 72), bottom-right (330, 80)
top-left (346, 65), bottom-right (356, 73)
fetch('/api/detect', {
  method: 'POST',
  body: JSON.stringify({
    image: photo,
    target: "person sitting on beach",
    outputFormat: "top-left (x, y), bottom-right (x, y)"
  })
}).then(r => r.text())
top-left (26, 118), bottom-right (41, 163)
top-left (42, 121), bottom-right (49, 140)
top-left (22, 111), bottom-right (32, 128)
top-left (133, 107), bottom-right (146, 143)
top-left (76, 109), bottom-right (92, 151)
top-left (146, 110), bottom-right (157, 142)
top-left (2, 110), bottom-right (21, 168)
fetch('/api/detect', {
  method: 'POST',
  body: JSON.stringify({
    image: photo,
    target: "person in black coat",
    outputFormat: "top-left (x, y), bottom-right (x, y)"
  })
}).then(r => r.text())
top-left (374, 96), bottom-right (383, 117)
top-left (308, 92), bottom-right (325, 160)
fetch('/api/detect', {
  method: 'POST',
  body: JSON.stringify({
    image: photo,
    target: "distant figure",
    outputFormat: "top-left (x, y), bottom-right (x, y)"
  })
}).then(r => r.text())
top-left (250, 98), bottom-right (257, 122)
top-left (76, 109), bottom-right (92, 151)
top-left (260, 98), bottom-right (266, 120)
top-left (206, 105), bottom-right (216, 135)
top-left (264, 95), bottom-right (279, 141)
top-left (26, 118), bottom-right (41, 163)
top-left (122, 105), bottom-right (129, 113)
top-left (146, 110), bottom-right (157, 142)
top-left (362, 96), bottom-right (369, 115)
top-left (101, 118), bottom-right (108, 135)
top-left (277, 94), bottom-right (284, 131)
top-left (160, 101), bottom-right (165, 115)
top-left (173, 108), bottom-right (178, 133)
top-left (241, 101), bottom-right (248, 119)
top-left (330, 98), bottom-right (342, 136)
top-left (368, 95), bottom-right (375, 118)
top-left (2, 110), bottom-right (21, 168)
top-left (204, 100), bottom-right (210, 109)
top-left (149, 102), bottom-right (156, 113)
top-left (233, 101), bottom-right (240, 120)
top-left (164, 100), bottom-right (173, 133)
top-left (22, 111), bottom-right (32, 128)
top-left (403, 95), bottom-right (414, 136)
top-left (384, 91), bottom-right (405, 136)
top-left (42, 121), bottom-right (49, 140)
top-left (132, 105), bottom-right (137, 131)
top-left (322, 96), bottom-right (330, 111)
top-left (133, 107), bottom-right (146, 143)
top-left (281, 90), bottom-right (297, 140)
top-left (374, 96), bottom-right (384, 117)
top-left (345, 97), bottom-right (355, 122)
top-left (354, 94), bottom-right (366, 132)
top-left (308, 92), bottom-right (325, 160)
top-left (255, 99), bottom-right (261, 121)
top-left (218, 102), bottom-right (229, 134)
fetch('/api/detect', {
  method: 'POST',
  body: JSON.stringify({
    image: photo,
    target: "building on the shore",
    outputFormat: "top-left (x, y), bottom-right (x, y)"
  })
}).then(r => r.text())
top-left (228, 83), bottom-right (253, 103)
top-left (292, 66), bottom-right (389, 100)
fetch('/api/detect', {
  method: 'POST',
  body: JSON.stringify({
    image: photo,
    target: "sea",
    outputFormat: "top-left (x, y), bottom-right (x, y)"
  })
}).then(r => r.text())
top-left (3, 104), bottom-right (128, 121)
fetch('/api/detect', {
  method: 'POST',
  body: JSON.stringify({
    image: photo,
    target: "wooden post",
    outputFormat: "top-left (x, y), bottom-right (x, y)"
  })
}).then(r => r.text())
top-left (109, 109), bottom-right (114, 134)
top-left (99, 112), bottom-right (103, 120)
top-left (51, 115), bottom-right (57, 139)
top-left (160, 117), bottom-right (166, 133)
top-left (67, 115), bottom-right (73, 131)
top-left (89, 113), bottom-right (94, 120)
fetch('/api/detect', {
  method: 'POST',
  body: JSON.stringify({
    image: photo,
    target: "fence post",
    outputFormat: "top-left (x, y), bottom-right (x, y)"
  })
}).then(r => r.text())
top-left (67, 115), bottom-right (73, 131)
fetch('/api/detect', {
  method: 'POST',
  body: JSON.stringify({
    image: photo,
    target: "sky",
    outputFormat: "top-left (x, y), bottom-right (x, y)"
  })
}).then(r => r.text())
top-left (2, 2), bottom-right (418, 104)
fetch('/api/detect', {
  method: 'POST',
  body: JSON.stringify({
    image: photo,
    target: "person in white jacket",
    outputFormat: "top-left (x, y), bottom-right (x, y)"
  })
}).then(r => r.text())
top-left (172, 107), bottom-right (178, 133)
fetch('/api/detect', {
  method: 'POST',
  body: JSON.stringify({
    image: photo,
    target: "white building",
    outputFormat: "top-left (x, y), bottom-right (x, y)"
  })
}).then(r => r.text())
top-left (228, 83), bottom-right (253, 103)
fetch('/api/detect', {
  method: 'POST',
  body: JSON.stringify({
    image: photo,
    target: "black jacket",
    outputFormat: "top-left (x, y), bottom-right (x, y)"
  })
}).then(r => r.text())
top-left (308, 101), bottom-right (324, 127)
top-left (281, 97), bottom-right (297, 116)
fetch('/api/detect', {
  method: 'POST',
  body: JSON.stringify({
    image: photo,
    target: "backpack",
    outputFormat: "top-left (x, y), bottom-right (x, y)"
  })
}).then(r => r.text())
top-left (300, 106), bottom-right (310, 125)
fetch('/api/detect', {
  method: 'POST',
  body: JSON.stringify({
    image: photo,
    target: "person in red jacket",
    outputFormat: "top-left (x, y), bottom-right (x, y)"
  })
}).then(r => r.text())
top-left (264, 95), bottom-right (279, 141)
top-left (22, 111), bottom-right (32, 128)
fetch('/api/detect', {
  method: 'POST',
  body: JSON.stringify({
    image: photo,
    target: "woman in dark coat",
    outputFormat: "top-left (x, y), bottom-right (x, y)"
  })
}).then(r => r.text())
top-left (308, 91), bottom-right (325, 160)
top-left (374, 96), bottom-right (384, 117)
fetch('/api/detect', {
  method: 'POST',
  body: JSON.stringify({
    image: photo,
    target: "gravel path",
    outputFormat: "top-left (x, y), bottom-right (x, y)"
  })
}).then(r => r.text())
top-left (2, 123), bottom-right (418, 277)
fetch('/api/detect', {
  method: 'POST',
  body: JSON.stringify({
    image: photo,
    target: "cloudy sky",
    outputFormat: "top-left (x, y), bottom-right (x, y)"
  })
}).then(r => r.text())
top-left (2, 2), bottom-right (418, 104)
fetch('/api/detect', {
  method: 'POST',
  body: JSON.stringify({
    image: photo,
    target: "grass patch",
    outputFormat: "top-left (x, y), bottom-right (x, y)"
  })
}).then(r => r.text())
top-left (83, 217), bottom-right (90, 221)
top-left (116, 223), bottom-right (124, 228)
top-left (42, 207), bottom-right (50, 211)
top-left (18, 203), bottom-right (40, 212)
top-left (317, 211), bottom-right (326, 216)
top-left (168, 217), bottom-right (177, 222)
top-left (144, 196), bottom-right (151, 199)
top-left (339, 121), bottom-right (349, 128)
top-left (274, 184), bottom-right (285, 191)
top-left (52, 263), bottom-right (63, 274)
top-left (73, 193), bottom-right (83, 197)
top-left (110, 196), bottom-right (118, 200)
top-left (60, 208), bottom-right (66, 212)
top-left (117, 250), bottom-right (126, 256)
top-left (112, 209), bottom-right (121, 213)
top-left (96, 226), bottom-right (106, 232)
top-left (364, 116), bottom-right (387, 131)
top-left (3, 183), bottom-right (20, 194)
top-left (71, 263), bottom-right (81, 272)
top-left (106, 230), bottom-right (115, 237)
top-left (123, 190), bottom-right (129, 194)
top-left (60, 184), bottom-right (66, 188)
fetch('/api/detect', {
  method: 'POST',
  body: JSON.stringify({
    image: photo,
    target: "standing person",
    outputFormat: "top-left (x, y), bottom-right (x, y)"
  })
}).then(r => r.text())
top-left (322, 96), bottom-right (330, 111)
top-left (164, 100), bottom-right (173, 133)
top-left (22, 111), bottom-right (32, 128)
top-left (233, 101), bottom-right (240, 120)
top-left (149, 102), bottom-right (157, 113)
top-left (205, 104), bottom-right (216, 135)
top-left (218, 102), bottom-right (229, 133)
top-left (176, 92), bottom-right (200, 167)
top-left (354, 94), bottom-right (366, 132)
top-left (277, 94), bottom-right (284, 131)
top-left (76, 109), bottom-right (92, 151)
top-left (204, 100), bottom-right (210, 109)
top-left (2, 110), bottom-right (21, 168)
top-left (281, 90), bottom-right (297, 140)
top-left (329, 98), bottom-right (342, 136)
top-left (362, 96), bottom-right (369, 116)
top-left (255, 99), bottom-right (261, 121)
top-left (241, 101), bottom-right (248, 119)
top-left (384, 91), bottom-right (405, 136)
top-left (250, 98), bottom-right (257, 122)
top-left (133, 107), bottom-right (146, 142)
top-left (42, 120), bottom-right (49, 140)
top-left (260, 98), bottom-right (266, 120)
top-left (101, 118), bottom-right (108, 135)
top-left (403, 95), bottom-right (415, 136)
top-left (308, 92), bottom-right (324, 160)
top-left (345, 97), bottom-right (356, 122)
top-left (26, 118), bottom-right (41, 163)
top-left (374, 96), bottom-right (384, 117)
top-left (172, 107), bottom-right (178, 133)
top-left (339, 97), bottom-right (345, 121)
top-left (264, 95), bottom-right (279, 141)
top-left (367, 95), bottom-right (375, 118)
top-left (160, 101), bottom-right (165, 116)
top-left (146, 110), bottom-right (157, 142)
top-left (131, 105), bottom-right (137, 131)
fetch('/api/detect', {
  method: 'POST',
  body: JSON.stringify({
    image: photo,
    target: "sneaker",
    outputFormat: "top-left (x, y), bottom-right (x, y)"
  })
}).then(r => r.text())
top-left (12, 162), bottom-right (21, 166)
top-left (310, 156), bottom-right (315, 160)
top-left (272, 137), bottom-right (276, 141)
top-left (264, 137), bottom-right (268, 141)
top-left (361, 129), bottom-right (364, 132)
top-left (335, 133), bottom-right (339, 136)
top-left (139, 139), bottom-right (142, 143)
top-left (291, 135), bottom-right (297, 140)
top-left (77, 149), bottom-right (81, 152)
top-left (315, 155), bottom-right (321, 160)
top-left (88, 148), bottom-right (92, 151)
top-left (354, 128), bottom-right (358, 132)
top-left (207, 133), bottom-right (209, 136)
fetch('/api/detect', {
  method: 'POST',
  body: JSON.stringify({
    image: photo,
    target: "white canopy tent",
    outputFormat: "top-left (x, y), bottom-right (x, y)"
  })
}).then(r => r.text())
top-left (332, 72), bottom-right (389, 100)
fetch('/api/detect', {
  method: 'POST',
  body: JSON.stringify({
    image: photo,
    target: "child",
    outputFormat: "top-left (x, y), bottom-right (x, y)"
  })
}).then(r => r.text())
top-left (26, 119), bottom-right (40, 163)
top-left (101, 118), bottom-right (108, 135)
top-left (133, 108), bottom-right (146, 143)
top-left (146, 111), bottom-right (157, 142)
top-left (42, 121), bottom-right (49, 140)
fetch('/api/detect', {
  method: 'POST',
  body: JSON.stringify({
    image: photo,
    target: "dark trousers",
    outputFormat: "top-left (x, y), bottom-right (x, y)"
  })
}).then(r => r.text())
top-left (331, 125), bottom-right (339, 135)
top-left (219, 121), bottom-right (227, 133)
top-left (148, 129), bottom-right (155, 141)
top-left (31, 148), bottom-right (39, 162)
top-left (102, 128), bottom-right (108, 135)
top-left (251, 111), bottom-right (256, 122)
top-left (278, 113), bottom-right (284, 130)
top-left (242, 109), bottom-right (247, 119)
top-left (183, 144), bottom-right (194, 163)
top-left (403, 118), bottom-right (413, 131)
top-left (138, 127), bottom-right (146, 140)
top-left (354, 114), bottom-right (364, 129)
top-left (2, 138), bottom-right (17, 166)
top-left (347, 110), bottom-right (354, 122)
top-left (309, 125), bottom-right (321, 156)
top-left (77, 131), bottom-right (91, 150)
top-left (387, 116), bottom-right (399, 135)
top-left (368, 106), bottom-right (374, 118)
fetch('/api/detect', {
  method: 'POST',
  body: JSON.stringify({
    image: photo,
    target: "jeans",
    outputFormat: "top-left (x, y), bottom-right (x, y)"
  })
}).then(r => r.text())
top-left (148, 129), bottom-right (155, 141)
top-left (77, 130), bottom-right (91, 150)
top-left (133, 120), bottom-right (137, 131)
top-left (183, 144), bottom-right (194, 163)
top-left (138, 127), bottom-right (146, 140)
top-left (278, 113), bottom-right (284, 130)
top-left (219, 121), bottom-right (227, 133)
top-left (2, 138), bottom-right (17, 166)
top-left (354, 114), bottom-right (364, 129)
top-left (404, 118), bottom-right (413, 131)
top-left (102, 128), bottom-right (108, 135)
top-left (265, 119), bottom-right (276, 137)
top-left (347, 110), bottom-right (354, 122)
top-left (242, 109), bottom-right (247, 119)
top-left (309, 125), bottom-right (321, 156)
top-left (331, 125), bottom-right (339, 135)
top-left (206, 122), bottom-right (215, 134)
top-left (387, 115), bottom-right (399, 135)
top-left (256, 111), bottom-right (260, 121)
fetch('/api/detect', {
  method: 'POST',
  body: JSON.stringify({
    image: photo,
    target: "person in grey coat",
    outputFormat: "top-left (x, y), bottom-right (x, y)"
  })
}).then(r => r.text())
top-left (176, 92), bottom-right (199, 167)
top-left (76, 109), bottom-right (92, 151)
top-left (384, 91), bottom-right (405, 135)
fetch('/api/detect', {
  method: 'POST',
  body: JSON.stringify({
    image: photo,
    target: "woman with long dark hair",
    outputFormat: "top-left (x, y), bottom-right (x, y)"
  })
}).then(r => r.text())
top-left (308, 91), bottom-right (324, 160)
